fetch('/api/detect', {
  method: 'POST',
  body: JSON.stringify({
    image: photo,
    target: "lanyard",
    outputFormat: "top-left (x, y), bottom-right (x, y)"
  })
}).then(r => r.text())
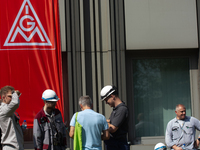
top-left (177, 120), bottom-right (185, 143)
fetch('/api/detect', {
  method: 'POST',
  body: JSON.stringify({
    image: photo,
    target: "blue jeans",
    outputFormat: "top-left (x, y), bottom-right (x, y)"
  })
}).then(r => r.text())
top-left (104, 137), bottom-right (130, 150)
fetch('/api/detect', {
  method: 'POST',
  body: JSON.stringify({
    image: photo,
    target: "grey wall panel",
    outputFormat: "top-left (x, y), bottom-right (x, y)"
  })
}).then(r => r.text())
top-left (195, 0), bottom-right (200, 122)
top-left (61, 0), bottom-right (128, 149)
top-left (125, 0), bottom-right (198, 49)
top-left (59, 0), bottom-right (66, 52)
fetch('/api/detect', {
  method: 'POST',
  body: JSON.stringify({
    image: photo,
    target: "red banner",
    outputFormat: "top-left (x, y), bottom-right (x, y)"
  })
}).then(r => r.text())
top-left (0, 0), bottom-right (63, 128)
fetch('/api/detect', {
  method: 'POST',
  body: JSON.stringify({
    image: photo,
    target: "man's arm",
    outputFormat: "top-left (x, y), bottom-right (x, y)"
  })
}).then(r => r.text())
top-left (33, 119), bottom-right (43, 150)
top-left (171, 145), bottom-right (183, 150)
top-left (193, 118), bottom-right (200, 149)
top-left (107, 121), bottom-right (118, 133)
top-left (194, 138), bottom-right (200, 149)
top-left (2, 93), bottom-right (19, 116)
top-left (165, 121), bottom-right (178, 149)
top-left (101, 129), bottom-right (110, 140)
top-left (69, 126), bottom-right (75, 139)
top-left (69, 113), bottom-right (76, 139)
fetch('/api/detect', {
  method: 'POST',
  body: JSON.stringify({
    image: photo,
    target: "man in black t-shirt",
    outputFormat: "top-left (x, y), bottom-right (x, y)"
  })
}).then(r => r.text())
top-left (100, 85), bottom-right (129, 150)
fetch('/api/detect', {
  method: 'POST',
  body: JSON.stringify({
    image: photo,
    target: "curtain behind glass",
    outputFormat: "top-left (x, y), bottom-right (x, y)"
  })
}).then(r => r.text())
top-left (133, 58), bottom-right (191, 139)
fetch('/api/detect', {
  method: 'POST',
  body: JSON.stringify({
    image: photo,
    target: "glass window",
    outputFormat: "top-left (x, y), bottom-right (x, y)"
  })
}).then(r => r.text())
top-left (132, 58), bottom-right (191, 143)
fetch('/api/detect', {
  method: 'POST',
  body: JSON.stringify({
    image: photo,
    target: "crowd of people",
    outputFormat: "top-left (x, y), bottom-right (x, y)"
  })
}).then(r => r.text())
top-left (0, 85), bottom-right (129, 150)
top-left (0, 85), bottom-right (200, 150)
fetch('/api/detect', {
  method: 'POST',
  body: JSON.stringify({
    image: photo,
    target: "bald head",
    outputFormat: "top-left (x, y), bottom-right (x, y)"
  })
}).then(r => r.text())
top-left (175, 104), bottom-right (185, 111)
top-left (175, 104), bottom-right (186, 120)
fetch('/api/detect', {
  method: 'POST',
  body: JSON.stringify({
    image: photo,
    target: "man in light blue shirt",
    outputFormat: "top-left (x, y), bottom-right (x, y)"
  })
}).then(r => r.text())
top-left (165, 104), bottom-right (200, 150)
top-left (69, 96), bottom-right (110, 150)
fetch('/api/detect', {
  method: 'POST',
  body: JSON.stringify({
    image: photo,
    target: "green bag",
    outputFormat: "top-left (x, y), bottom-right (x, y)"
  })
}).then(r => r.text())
top-left (74, 112), bottom-right (82, 150)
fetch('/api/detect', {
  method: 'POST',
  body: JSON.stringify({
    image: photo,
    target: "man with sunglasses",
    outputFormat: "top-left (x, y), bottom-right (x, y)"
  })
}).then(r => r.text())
top-left (165, 104), bottom-right (200, 150)
top-left (33, 89), bottom-right (66, 150)
top-left (100, 85), bottom-right (129, 150)
top-left (0, 85), bottom-right (23, 150)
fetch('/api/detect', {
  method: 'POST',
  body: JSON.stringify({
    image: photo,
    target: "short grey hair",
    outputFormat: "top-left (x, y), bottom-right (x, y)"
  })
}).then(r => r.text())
top-left (79, 95), bottom-right (92, 107)
top-left (176, 104), bottom-right (185, 111)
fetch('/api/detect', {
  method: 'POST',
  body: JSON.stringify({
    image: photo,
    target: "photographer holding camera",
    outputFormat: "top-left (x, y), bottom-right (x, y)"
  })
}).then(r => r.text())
top-left (33, 89), bottom-right (66, 150)
top-left (0, 85), bottom-right (24, 150)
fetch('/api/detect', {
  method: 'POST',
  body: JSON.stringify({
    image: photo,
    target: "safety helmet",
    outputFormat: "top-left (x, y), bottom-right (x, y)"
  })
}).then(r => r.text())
top-left (100, 85), bottom-right (116, 101)
top-left (42, 89), bottom-right (59, 101)
top-left (154, 143), bottom-right (167, 150)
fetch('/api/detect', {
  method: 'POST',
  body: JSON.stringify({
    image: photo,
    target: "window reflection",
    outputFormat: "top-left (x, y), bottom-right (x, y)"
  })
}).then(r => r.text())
top-left (132, 58), bottom-right (191, 143)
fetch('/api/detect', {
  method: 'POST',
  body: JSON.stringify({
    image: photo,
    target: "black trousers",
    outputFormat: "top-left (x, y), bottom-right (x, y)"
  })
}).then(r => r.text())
top-left (104, 137), bottom-right (130, 150)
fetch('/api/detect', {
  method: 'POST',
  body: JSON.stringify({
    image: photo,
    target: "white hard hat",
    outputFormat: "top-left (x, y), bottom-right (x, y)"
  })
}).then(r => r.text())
top-left (100, 85), bottom-right (116, 101)
top-left (154, 143), bottom-right (167, 150)
top-left (42, 89), bottom-right (59, 101)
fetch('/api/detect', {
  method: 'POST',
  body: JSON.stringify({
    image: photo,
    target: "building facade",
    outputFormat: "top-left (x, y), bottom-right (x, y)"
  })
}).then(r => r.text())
top-left (58, 0), bottom-right (200, 149)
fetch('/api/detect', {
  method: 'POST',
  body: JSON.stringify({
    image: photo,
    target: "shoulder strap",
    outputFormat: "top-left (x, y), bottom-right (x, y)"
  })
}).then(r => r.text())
top-left (75, 112), bottom-right (78, 122)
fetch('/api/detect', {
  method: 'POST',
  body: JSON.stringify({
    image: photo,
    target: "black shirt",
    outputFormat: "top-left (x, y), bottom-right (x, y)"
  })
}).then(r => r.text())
top-left (109, 102), bottom-right (129, 139)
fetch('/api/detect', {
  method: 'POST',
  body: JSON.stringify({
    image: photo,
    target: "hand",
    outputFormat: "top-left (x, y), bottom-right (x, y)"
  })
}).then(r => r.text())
top-left (194, 139), bottom-right (200, 149)
top-left (15, 90), bottom-right (21, 96)
top-left (174, 147), bottom-right (183, 150)
top-left (172, 145), bottom-right (183, 150)
top-left (107, 119), bottom-right (110, 123)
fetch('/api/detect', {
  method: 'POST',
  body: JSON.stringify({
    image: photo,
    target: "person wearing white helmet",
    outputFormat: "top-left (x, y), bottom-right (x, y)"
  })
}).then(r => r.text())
top-left (100, 85), bottom-right (129, 150)
top-left (33, 89), bottom-right (66, 150)
top-left (154, 143), bottom-right (167, 150)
